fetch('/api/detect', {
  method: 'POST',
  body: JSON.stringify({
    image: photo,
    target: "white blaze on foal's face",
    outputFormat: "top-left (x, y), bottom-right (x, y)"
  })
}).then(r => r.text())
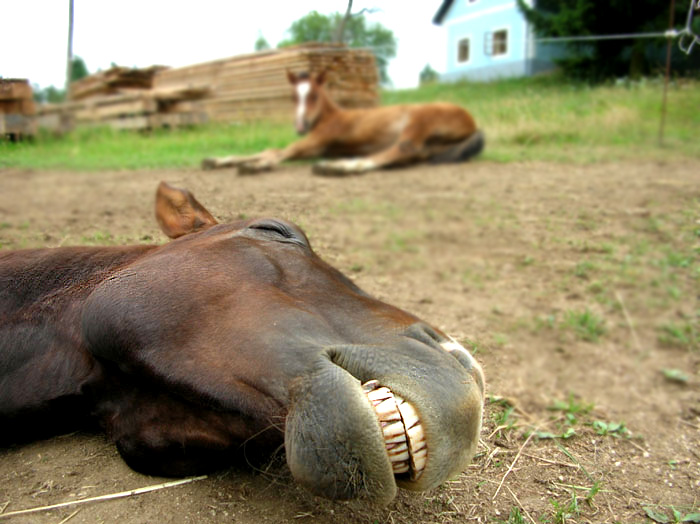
top-left (295, 81), bottom-right (311, 134)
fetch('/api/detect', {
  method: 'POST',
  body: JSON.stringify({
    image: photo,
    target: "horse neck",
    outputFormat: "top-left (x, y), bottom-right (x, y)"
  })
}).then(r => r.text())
top-left (316, 88), bottom-right (344, 122)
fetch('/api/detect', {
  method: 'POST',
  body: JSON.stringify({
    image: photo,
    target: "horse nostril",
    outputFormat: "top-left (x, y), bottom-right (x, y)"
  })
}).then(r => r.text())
top-left (401, 323), bottom-right (445, 350)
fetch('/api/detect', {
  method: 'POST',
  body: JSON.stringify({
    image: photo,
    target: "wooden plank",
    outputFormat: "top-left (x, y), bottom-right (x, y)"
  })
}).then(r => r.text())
top-left (0, 79), bottom-right (33, 101)
top-left (0, 114), bottom-right (36, 136)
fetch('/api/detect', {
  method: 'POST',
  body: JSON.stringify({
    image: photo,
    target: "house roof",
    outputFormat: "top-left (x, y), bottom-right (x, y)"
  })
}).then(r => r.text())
top-left (432, 0), bottom-right (454, 25)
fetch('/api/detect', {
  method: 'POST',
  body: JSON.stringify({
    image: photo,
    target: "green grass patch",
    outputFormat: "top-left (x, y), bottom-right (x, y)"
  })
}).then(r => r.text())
top-left (2, 76), bottom-right (699, 170)
top-left (563, 309), bottom-right (606, 342)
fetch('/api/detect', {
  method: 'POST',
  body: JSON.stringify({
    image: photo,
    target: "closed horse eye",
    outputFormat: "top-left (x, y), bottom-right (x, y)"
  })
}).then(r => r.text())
top-left (249, 220), bottom-right (305, 245)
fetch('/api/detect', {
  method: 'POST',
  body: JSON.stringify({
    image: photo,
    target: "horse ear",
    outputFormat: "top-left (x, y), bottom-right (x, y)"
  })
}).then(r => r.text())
top-left (286, 69), bottom-right (297, 85)
top-left (155, 181), bottom-right (218, 239)
top-left (315, 69), bottom-right (327, 85)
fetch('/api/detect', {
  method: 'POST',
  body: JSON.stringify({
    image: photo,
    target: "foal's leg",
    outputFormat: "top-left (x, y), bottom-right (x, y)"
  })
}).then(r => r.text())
top-left (202, 135), bottom-right (326, 174)
top-left (312, 125), bottom-right (433, 176)
top-left (201, 151), bottom-right (279, 171)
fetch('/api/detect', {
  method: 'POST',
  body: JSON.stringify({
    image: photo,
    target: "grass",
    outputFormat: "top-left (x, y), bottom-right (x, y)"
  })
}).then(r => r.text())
top-left (563, 308), bottom-right (606, 342)
top-left (2, 75), bottom-right (699, 170)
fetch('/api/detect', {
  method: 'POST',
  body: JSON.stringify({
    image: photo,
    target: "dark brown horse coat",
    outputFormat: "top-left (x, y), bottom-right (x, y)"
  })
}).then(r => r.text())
top-left (0, 183), bottom-right (484, 504)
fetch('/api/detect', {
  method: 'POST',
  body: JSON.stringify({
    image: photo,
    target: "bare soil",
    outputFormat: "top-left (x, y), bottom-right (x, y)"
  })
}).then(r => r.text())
top-left (0, 161), bottom-right (698, 524)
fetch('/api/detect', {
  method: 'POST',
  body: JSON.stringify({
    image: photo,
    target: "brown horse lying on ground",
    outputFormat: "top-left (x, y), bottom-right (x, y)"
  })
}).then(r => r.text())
top-left (0, 182), bottom-right (484, 505)
top-left (202, 70), bottom-right (484, 175)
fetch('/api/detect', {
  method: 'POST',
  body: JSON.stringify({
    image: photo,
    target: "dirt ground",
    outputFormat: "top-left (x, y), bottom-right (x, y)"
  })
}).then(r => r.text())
top-left (0, 160), bottom-right (698, 524)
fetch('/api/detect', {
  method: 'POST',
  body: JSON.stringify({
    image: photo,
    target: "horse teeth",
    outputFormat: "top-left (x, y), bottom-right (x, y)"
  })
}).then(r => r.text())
top-left (411, 454), bottom-right (427, 478)
top-left (392, 463), bottom-right (410, 474)
top-left (382, 421), bottom-right (405, 439)
top-left (374, 398), bottom-right (401, 421)
top-left (407, 423), bottom-right (424, 445)
top-left (388, 448), bottom-right (409, 462)
top-left (397, 400), bottom-right (420, 429)
top-left (364, 383), bottom-right (428, 480)
top-left (384, 433), bottom-right (407, 444)
top-left (366, 386), bottom-right (393, 402)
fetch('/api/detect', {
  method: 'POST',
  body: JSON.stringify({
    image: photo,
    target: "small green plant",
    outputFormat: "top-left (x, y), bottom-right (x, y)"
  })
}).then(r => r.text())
top-left (643, 505), bottom-right (700, 523)
top-left (499, 506), bottom-right (526, 524)
top-left (549, 490), bottom-right (581, 524)
top-left (658, 321), bottom-right (699, 351)
top-left (662, 368), bottom-right (689, 384)
top-left (574, 259), bottom-right (596, 279)
top-left (489, 396), bottom-right (519, 436)
top-left (563, 308), bottom-right (606, 342)
top-left (589, 420), bottom-right (630, 438)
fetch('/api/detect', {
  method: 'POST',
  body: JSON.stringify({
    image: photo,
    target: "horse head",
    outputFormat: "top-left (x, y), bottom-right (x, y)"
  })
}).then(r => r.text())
top-left (287, 69), bottom-right (331, 135)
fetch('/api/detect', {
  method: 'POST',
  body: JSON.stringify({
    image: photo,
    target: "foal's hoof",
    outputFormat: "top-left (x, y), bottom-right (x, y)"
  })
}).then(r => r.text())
top-left (238, 161), bottom-right (273, 175)
top-left (313, 160), bottom-right (371, 176)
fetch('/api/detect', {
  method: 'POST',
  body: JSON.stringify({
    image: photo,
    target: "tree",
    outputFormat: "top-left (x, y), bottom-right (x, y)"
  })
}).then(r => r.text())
top-left (516, 0), bottom-right (700, 80)
top-left (70, 56), bottom-right (89, 82)
top-left (419, 64), bottom-right (439, 85)
top-left (255, 32), bottom-right (271, 51)
top-left (278, 10), bottom-right (397, 84)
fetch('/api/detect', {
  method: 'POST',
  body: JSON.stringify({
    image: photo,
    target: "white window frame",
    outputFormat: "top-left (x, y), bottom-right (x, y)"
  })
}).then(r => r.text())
top-left (457, 36), bottom-right (472, 64)
top-left (485, 26), bottom-right (510, 59)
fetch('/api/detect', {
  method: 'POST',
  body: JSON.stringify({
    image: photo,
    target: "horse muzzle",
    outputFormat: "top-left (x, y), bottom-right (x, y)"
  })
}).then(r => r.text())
top-left (284, 324), bottom-right (484, 504)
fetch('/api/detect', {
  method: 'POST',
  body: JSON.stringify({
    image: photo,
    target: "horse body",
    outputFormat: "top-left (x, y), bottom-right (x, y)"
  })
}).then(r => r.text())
top-left (202, 71), bottom-right (484, 175)
top-left (0, 182), bottom-right (484, 505)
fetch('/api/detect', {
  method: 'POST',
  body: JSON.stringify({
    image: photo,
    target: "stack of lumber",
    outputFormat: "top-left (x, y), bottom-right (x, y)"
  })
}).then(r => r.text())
top-left (37, 65), bottom-right (209, 131)
top-left (0, 79), bottom-right (37, 138)
top-left (35, 44), bottom-right (378, 132)
top-left (68, 65), bottom-right (167, 101)
top-left (153, 43), bottom-right (379, 122)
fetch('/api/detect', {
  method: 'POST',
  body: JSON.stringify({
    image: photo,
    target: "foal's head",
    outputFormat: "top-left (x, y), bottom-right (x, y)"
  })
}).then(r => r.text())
top-left (287, 70), bottom-right (329, 135)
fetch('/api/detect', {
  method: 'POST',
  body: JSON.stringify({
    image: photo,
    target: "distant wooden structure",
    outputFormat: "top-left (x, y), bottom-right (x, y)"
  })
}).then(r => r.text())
top-left (0, 79), bottom-right (37, 139)
top-left (35, 44), bottom-right (379, 132)
top-left (153, 43), bottom-right (378, 123)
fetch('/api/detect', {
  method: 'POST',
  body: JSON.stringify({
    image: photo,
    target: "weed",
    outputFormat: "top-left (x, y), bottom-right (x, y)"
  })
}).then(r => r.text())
top-left (658, 321), bottom-right (699, 351)
top-left (643, 505), bottom-right (700, 523)
top-left (498, 506), bottom-right (526, 524)
top-left (662, 368), bottom-right (689, 384)
top-left (574, 259), bottom-right (596, 279)
top-left (549, 490), bottom-right (581, 524)
top-left (563, 309), bottom-right (606, 342)
top-left (589, 420), bottom-right (630, 438)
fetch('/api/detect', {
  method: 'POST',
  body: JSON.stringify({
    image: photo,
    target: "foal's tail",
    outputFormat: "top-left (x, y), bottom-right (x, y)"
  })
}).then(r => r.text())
top-left (430, 129), bottom-right (485, 164)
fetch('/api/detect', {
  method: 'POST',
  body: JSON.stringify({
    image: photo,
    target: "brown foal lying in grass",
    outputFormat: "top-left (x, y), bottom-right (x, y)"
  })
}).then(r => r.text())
top-left (202, 70), bottom-right (484, 176)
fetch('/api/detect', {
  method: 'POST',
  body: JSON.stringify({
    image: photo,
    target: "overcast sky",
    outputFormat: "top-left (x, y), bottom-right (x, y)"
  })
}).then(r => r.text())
top-left (3, 1), bottom-right (447, 90)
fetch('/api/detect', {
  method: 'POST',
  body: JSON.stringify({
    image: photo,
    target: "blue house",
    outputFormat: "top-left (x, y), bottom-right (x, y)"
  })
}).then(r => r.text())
top-left (433, 0), bottom-right (562, 82)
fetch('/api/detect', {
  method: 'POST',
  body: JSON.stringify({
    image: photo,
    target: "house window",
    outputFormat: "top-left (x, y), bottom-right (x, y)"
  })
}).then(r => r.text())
top-left (457, 38), bottom-right (470, 63)
top-left (492, 29), bottom-right (508, 56)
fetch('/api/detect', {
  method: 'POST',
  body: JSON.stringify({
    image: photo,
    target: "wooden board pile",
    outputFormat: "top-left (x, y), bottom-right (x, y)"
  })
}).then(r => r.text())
top-left (0, 79), bottom-right (37, 138)
top-left (153, 43), bottom-right (379, 123)
top-left (68, 65), bottom-right (167, 101)
top-left (37, 65), bottom-right (210, 132)
top-left (35, 44), bottom-right (378, 132)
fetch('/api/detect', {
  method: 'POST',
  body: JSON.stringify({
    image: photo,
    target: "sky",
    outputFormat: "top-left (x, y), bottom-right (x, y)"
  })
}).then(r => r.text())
top-left (2, 1), bottom-right (448, 90)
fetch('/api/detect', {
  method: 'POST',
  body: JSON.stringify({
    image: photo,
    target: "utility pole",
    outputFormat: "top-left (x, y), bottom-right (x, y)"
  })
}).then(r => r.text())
top-left (65, 0), bottom-right (74, 98)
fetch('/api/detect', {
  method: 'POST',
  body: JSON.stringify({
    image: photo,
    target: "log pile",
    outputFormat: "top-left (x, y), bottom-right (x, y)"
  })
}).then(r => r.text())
top-left (0, 79), bottom-right (37, 138)
top-left (154, 43), bottom-right (379, 123)
top-left (35, 44), bottom-right (378, 132)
